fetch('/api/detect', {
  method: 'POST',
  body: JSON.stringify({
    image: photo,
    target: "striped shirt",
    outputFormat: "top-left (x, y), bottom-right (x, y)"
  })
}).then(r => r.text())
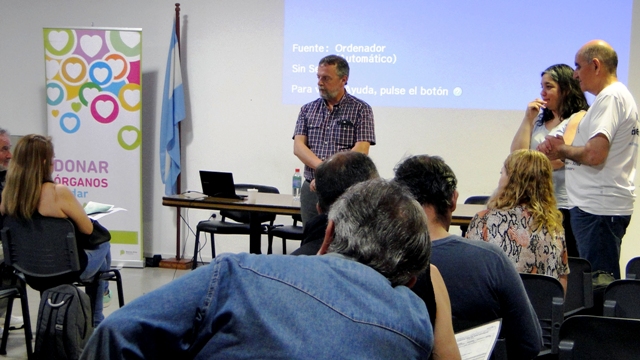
top-left (293, 93), bottom-right (376, 180)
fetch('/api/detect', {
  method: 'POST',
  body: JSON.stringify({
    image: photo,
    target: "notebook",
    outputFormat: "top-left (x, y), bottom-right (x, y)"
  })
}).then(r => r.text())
top-left (199, 171), bottom-right (247, 200)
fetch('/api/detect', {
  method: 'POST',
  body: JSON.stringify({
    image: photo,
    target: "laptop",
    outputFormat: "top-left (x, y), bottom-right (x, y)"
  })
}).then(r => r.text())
top-left (199, 171), bottom-right (247, 200)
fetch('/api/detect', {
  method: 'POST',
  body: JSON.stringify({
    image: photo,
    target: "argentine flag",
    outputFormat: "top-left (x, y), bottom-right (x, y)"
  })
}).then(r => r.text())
top-left (160, 20), bottom-right (186, 195)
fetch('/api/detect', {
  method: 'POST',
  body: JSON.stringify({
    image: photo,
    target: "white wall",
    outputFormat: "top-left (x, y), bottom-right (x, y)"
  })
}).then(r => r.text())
top-left (2, 1), bottom-right (640, 273)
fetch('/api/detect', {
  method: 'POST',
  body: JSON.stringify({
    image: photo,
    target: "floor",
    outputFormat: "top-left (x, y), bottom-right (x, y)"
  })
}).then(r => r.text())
top-left (1, 266), bottom-right (192, 359)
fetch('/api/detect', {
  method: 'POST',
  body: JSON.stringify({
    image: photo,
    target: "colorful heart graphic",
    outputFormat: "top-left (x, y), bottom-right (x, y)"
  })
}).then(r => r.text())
top-left (118, 125), bottom-right (142, 150)
top-left (52, 110), bottom-right (59, 117)
top-left (46, 60), bottom-right (60, 80)
top-left (120, 32), bottom-right (141, 49)
top-left (90, 94), bottom-right (119, 124)
top-left (79, 82), bottom-right (102, 106)
top-left (118, 83), bottom-right (141, 111)
top-left (80, 35), bottom-right (103, 57)
top-left (71, 102), bottom-right (82, 112)
top-left (66, 63), bottom-right (82, 79)
top-left (46, 82), bottom-right (64, 105)
top-left (48, 31), bottom-right (69, 52)
top-left (89, 61), bottom-right (112, 86)
top-left (60, 113), bottom-right (81, 133)
top-left (44, 29), bottom-right (75, 56)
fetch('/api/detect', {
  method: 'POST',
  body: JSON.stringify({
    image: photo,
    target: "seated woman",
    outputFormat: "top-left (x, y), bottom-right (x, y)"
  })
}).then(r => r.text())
top-left (465, 149), bottom-right (569, 292)
top-left (511, 64), bottom-right (589, 257)
top-left (0, 134), bottom-right (111, 326)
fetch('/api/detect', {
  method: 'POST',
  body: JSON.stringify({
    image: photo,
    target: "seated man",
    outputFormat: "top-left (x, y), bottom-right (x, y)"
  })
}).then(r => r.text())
top-left (395, 155), bottom-right (542, 360)
top-left (81, 179), bottom-right (434, 359)
top-left (292, 151), bottom-right (378, 255)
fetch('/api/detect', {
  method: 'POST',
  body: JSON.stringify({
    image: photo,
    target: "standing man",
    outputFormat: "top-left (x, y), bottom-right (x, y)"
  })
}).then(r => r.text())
top-left (293, 55), bottom-right (375, 224)
top-left (538, 40), bottom-right (639, 278)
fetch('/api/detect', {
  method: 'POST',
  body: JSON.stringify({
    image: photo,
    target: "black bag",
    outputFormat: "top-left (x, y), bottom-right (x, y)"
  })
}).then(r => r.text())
top-left (35, 284), bottom-right (94, 360)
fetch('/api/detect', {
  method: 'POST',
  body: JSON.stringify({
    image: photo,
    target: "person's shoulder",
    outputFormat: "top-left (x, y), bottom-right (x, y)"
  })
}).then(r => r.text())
top-left (438, 234), bottom-right (509, 258)
top-left (51, 183), bottom-right (74, 199)
top-left (301, 97), bottom-right (324, 109)
top-left (344, 93), bottom-right (372, 108)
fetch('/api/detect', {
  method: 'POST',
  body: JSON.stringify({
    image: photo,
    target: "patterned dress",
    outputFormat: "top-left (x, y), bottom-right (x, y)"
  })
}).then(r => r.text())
top-left (465, 205), bottom-right (569, 279)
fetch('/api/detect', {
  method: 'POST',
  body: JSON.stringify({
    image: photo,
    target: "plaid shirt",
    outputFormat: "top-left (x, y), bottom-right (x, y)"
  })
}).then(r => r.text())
top-left (293, 93), bottom-right (376, 180)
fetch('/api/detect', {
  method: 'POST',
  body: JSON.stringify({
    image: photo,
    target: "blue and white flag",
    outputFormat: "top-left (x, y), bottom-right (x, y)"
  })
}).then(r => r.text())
top-left (160, 20), bottom-right (186, 195)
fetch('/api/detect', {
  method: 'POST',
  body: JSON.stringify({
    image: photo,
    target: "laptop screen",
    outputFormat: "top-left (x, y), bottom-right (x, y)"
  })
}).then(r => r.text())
top-left (199, 171), bottom-right (241, 199)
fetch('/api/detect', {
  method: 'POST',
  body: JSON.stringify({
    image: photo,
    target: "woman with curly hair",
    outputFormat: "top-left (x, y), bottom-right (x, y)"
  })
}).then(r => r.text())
top-left (466, 149), bottom-right (569, 292)
top-left (511, 64), bottom-right (588, 258)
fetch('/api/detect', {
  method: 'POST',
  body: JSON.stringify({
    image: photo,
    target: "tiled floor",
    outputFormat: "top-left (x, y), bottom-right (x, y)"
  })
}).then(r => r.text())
top-left (1, 266), bottom-right (192, 359)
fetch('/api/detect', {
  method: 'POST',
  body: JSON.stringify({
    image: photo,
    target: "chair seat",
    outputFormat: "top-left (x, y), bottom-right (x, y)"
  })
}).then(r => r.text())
top-left (197, 220), bottom-right (269, 235)
top-left (269, 225), bottom-right (304, 240)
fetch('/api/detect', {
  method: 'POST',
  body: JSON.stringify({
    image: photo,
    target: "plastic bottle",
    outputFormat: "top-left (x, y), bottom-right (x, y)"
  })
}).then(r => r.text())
top-left (292, 168), bottom-right (302, 200)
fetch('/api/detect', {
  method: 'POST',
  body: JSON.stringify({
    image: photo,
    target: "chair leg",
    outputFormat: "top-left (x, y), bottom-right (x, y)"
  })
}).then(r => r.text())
top-left (18, 285), bottom-right (33, 358)
top-left (267, 233), bottom-right (274, 255)
top-left (210, 233), bottom-right (216, 259)
top-left (110, 269), bottom-right (125, 308)
top-left (192, 229), bottom-right (201, 270)
top-left (0, 295), bottom-right (14, 355)
top-left (282, 238), bottom-right (287, 254)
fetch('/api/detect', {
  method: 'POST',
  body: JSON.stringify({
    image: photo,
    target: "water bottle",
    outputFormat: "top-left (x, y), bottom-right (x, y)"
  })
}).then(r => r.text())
top-left (292, 168), bottom-right (302, 200)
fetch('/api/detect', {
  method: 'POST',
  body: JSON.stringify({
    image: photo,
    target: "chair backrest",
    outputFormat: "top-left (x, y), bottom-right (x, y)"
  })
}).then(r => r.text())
top-left (520, 273), bottom-right (564, 355)
top-left (625, 256), bottom-right (640, 279)
top-left (558, 315), bottom-right (640, 360)
top-left (464, 195), bottom-right (490, 205)
top-left (1, 216), bottom-right (82, 291)
top-left (565, 257), bottom-right (594, 316)
top-left (460, 195), bottom-right (490, 236)
top-left (220, 184), bottom-right (279, 224)
top-left (603, 279), bottom-right (640, 319)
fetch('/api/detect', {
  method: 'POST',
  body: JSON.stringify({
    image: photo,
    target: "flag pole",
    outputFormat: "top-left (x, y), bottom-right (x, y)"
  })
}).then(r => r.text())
top-left (175, 3), bottom-right (183, 260)
top-left (159, 3), bottom-right (191, 269)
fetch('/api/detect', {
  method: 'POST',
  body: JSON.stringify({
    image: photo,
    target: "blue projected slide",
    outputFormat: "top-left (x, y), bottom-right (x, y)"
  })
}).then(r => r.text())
top-left (283, 0), bottom-right (632, 110)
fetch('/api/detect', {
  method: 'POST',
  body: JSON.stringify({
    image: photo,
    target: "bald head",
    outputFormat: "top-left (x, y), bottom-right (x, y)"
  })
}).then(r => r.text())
top-left (577, 39), bottom-right (618, 75)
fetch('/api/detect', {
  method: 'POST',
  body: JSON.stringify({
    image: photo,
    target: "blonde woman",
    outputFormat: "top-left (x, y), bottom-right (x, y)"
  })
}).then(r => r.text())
top-left (0, 134), bottom-right (111, 326)
top-left (466, 149), bottom-right (569, 292)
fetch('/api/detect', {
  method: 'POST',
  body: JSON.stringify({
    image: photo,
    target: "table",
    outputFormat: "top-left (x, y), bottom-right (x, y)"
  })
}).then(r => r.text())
top-left (163, 192), bottom-right (485, 257)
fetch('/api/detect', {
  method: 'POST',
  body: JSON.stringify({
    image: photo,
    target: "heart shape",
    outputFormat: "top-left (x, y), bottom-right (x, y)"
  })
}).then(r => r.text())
top-left (107, 58), bottom-right (125, 77)
top-left (80, 35), bottom-right (103, 57)
top-left (48, 31), bottom-right (69, 51)
top-left (47, 87), bottom-right (61, 101)
top-left (124, 89), bottom-right (140, 107)
top-left (96, 100), bottom-right (114, 118)
top-left (52, 110), bottom-right (59, 117)
top-left (120, 32), bottom-right (141, 48)
top-left (46, 60), bottom-right (60, 79)
top-left (62, 115), bottom-right (78, 131)
top-left (121, 129), bottom-right (138, 146)
top-left (93, 67), bottom-right (109, 83)
top-left (66, 63), bottom-right (82, 79)
top-left (82, 87), bottom-right (100, 104)
top-left (71, 102), bottom-right (82, 112)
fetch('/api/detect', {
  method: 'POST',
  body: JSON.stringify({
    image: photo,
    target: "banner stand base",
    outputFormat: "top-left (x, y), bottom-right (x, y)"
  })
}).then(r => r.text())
top-left (159, 257), bottom-right (192, 270)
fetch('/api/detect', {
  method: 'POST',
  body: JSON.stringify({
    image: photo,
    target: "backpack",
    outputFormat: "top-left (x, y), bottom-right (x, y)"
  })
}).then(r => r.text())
top-left (34, 284), bottom-right (94, 360)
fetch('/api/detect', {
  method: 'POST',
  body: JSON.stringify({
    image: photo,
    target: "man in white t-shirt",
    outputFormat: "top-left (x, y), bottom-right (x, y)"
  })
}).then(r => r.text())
top-left (538, 40), bottom-right (639, 278)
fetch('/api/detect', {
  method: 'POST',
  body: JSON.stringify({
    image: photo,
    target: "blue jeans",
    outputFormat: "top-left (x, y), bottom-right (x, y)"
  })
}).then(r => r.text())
top-left (79, 242), bottom-right (111, 326)
top-left (570, 207), bottom-right (631, 279)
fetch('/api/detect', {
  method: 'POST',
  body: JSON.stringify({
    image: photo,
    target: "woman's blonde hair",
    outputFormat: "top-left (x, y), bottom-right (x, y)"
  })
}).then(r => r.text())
top-left (2, 134), bottom-right (54, 219)
top-left (488, 149), bottom-right (563, 234)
